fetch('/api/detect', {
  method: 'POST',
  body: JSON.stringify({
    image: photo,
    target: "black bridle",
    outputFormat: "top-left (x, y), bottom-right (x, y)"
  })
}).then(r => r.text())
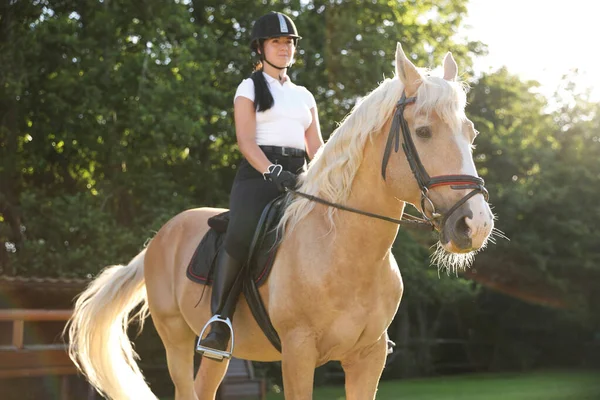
top-left (289, 91), bottom-right (488, 231)
top-left (381, 91), bottom-right (488, 228)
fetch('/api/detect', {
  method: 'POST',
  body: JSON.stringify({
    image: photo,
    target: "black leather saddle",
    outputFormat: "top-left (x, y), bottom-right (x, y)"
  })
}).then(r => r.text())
top-left (186, 196), bottom-right (286, 351)
top-left (186, 197), bottom-right (284, 287)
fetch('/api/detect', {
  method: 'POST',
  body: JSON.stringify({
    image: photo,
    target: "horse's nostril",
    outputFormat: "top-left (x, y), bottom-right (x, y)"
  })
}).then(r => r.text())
top-left (454, 216), bottom-right (471, 238)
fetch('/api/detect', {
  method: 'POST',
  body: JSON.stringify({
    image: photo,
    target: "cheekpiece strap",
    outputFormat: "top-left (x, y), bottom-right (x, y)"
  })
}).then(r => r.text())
top-left (381, 92), bottom-right (417, 180)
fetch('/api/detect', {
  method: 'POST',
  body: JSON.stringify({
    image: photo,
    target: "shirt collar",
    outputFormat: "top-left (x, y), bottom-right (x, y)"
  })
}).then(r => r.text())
top-left (262, 71), bottom-right (291, 86)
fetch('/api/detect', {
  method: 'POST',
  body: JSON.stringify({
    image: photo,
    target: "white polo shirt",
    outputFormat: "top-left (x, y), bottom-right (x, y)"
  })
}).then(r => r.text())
top-left (234, 72), bottom-right (316, 150)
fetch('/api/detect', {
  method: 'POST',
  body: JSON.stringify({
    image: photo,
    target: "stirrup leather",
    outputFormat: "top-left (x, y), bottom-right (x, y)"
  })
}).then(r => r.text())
top-left (195, 315), bottom-right (235, 361)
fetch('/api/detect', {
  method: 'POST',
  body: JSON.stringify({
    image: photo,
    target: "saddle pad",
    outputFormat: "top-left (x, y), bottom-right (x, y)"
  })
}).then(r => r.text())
top-left (186, 197), bottom-right (285, 287)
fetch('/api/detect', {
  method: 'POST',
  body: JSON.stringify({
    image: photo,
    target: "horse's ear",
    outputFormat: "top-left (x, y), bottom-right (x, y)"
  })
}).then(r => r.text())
top-left (395, 42), bottom-right (422, 95)
top-left (443, 52), bottom-right (458, 81)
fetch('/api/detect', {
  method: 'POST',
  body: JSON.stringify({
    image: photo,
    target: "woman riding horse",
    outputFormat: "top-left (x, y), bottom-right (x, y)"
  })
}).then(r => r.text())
top-left (66, 38), bottom-right (494, 399)
top-left (196, 11), bottom-right (324, 358)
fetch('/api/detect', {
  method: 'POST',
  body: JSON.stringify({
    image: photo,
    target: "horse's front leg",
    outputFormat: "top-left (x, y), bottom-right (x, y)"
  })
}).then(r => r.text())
top-left (281, 330), bottom-right (318, 400)
top-left (341, 334), bottom-right (388, 400)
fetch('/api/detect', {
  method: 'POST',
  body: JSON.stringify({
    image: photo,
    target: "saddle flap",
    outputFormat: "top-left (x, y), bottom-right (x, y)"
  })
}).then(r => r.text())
top-left (247, 196), bottom-right (285, 266)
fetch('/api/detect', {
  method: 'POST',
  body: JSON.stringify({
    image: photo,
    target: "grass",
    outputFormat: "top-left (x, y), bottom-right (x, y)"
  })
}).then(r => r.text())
top-left (265, 370), bottom-right (600, 400)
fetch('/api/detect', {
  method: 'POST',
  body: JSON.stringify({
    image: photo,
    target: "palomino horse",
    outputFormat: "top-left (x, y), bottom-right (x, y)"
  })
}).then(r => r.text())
top-left (66, 43), bottom-right (494, 399)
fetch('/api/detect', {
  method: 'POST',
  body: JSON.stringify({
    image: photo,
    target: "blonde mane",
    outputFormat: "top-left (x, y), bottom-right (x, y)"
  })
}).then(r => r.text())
top-left (278, 72), bottom-right (469, 234)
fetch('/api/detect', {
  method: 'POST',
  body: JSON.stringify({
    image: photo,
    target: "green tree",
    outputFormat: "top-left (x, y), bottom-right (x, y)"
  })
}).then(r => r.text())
top-left (295, 0), bottom-right (484, 136)
top-left (1, 0), bottom-right (480, 277)
top-left (464, 68), bottom-right (600, 369)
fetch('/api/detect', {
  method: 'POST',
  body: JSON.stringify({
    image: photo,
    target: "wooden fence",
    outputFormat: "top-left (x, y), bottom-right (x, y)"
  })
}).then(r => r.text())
top-left (0, 308), bottom-right (265, 399)
top-left (0, 309), bottom-right (96, 399)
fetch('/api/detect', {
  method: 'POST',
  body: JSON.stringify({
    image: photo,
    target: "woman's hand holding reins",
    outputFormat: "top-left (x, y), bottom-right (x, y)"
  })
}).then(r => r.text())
top-left (263, 164), bottom-right (297, 192)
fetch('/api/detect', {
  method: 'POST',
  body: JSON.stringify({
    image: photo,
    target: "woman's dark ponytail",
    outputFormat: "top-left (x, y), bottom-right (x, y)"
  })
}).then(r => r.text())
top-left (250, 64), bottom-right (274, 112)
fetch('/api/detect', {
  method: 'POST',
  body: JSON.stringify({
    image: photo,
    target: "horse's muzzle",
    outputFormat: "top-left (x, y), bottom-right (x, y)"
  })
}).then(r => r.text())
top-left (440, 200), bottom-right (492, 253)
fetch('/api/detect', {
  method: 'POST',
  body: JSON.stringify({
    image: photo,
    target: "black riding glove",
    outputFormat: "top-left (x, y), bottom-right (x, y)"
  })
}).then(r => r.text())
top-left (263, 164), bottom-right (297, 192)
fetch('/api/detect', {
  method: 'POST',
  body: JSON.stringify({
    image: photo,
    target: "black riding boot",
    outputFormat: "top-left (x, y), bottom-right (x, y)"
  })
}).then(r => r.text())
top-left (197, 250), bottom-right (243, 353)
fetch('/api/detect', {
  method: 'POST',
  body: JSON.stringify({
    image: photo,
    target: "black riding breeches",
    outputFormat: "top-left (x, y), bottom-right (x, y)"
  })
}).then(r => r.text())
top-left (223, 152), bottom-right (305, 262)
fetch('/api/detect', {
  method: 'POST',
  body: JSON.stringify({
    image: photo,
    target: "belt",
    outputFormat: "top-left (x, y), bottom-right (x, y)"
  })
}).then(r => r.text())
top-left (259, 145), bottom-right (306, 158)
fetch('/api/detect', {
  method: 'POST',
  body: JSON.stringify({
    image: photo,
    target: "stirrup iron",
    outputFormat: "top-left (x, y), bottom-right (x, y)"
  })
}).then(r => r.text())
top-left (195, 315), bottom-right (235, 361)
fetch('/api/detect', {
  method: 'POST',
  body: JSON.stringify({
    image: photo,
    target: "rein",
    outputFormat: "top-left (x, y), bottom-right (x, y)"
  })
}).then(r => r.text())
top-left (288, 189), bottom-right (435, 231)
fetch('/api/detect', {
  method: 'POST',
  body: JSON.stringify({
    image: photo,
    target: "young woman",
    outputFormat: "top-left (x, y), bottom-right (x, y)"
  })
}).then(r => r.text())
top-left (197, 11), bottom-right (324, 358)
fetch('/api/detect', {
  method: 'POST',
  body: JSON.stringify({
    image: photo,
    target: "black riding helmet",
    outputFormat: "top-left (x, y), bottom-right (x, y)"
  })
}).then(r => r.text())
top-left (250, 11), bottom-right (302, 52)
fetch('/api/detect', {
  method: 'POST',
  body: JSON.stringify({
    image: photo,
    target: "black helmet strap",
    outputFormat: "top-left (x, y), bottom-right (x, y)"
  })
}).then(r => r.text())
top-left (263, 57), bottom-right (288, 70)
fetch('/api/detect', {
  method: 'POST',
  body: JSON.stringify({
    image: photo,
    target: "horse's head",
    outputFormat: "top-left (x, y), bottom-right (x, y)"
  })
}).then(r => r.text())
top-left (382, 43), bottom-right (493, 261)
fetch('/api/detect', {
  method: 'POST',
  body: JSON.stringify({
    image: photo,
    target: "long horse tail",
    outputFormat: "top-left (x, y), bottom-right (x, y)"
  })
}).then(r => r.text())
top-left (65, 249), bottom-right (157, 400)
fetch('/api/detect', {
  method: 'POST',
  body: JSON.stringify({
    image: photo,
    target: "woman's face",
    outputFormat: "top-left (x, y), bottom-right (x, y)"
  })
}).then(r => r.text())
top-left (261, 36), bottom-right (295, 67)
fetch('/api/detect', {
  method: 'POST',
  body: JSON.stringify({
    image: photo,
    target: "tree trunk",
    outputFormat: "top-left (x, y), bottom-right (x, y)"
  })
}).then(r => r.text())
top-left (415, 301), bottom-right (433, 375)
top-left (394, 308), bottom-right (413, 377)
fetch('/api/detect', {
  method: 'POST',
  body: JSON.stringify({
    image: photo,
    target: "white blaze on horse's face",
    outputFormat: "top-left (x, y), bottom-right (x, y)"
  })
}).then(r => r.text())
top-left (442, 118), bottom-right (494, 252)
top-left (394, 43), bottom-right (494, 254)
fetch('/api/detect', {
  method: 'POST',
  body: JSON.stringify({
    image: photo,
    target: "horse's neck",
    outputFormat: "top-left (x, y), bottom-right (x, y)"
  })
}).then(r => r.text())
top-left (311, 139), bottom-right (405, 275)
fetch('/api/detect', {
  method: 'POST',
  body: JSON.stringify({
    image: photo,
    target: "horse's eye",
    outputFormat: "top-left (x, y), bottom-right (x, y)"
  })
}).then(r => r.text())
top-left (415, 126), bottom-right (432, 139)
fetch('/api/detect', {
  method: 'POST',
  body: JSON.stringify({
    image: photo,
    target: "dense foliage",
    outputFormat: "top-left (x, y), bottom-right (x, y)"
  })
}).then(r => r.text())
top-left (1, 0), bottom-right (598, 378)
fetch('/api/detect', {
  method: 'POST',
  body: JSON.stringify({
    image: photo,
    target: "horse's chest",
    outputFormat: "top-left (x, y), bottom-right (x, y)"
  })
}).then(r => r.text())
top-left (272, 258), bottom-right (403, 358)
top-left (319, 289), bottom-right (400, 355)
top-left (318, 308), bottom-right (387, 358)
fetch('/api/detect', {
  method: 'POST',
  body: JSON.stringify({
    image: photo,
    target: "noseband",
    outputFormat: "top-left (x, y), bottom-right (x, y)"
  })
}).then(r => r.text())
top-left (381, 92), bottom-right (489, 227)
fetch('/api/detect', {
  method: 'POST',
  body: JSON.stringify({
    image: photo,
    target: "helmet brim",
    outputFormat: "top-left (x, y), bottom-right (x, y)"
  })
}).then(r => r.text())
top-left (250, 35), bottom-right (302, 50)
